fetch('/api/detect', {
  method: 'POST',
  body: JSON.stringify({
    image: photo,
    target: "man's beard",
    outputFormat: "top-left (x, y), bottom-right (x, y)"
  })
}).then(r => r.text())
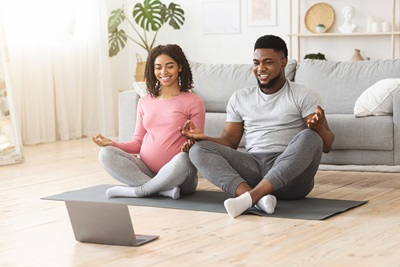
top-left (258, 72), bottom-right (281, 89)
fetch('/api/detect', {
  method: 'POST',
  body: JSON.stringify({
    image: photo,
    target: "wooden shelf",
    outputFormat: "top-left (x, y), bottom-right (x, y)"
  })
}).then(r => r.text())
top-left (288, 0), bottom-right (399, 61)
top-left (289, 32), bottom-right (400, 37)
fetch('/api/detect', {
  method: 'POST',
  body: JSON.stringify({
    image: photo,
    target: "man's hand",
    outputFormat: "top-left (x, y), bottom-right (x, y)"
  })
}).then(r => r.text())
top-left (179, 120), bottom-right (207, 141)
top-left (90, 133), bottom-right (112, 147)
top-left (307, 105), bottom-right (326, 131)
top-left (306, 105), bottom-right (335, 153)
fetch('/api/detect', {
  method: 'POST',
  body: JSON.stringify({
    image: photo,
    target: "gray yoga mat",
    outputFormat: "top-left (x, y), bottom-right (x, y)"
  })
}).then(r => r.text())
top-left (42, 184), bottom-right (367, 220)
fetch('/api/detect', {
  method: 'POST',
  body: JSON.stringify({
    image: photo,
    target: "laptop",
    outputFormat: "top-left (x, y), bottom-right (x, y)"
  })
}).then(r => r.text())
top-left (65, 200), bottom-right (159, 246)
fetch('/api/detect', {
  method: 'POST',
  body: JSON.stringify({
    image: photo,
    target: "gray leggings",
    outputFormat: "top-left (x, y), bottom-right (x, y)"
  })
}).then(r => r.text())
top-left (189, 129), bottom-right (323, 200)
top-left (98, 146), bottom-right (198, 197)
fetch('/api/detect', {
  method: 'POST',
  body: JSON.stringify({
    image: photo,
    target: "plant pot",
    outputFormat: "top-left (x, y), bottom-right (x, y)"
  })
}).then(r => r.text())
top-left (315, 24), bottom-right (326, 33)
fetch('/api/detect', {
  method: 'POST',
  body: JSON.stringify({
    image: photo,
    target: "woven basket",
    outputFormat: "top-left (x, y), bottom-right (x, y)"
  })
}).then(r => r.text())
top-left (305, 3), bottom-right (335, 33)
top-left (135, 54), bottom-right (146, 82)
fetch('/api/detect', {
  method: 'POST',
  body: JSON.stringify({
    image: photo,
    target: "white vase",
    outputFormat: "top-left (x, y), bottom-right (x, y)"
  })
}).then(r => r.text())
top-left (382, 21), bottom-right (391, 32)
top-left (366, 16), bottom-right (375, 32)
top-left (372, 21), bottom-right (381, 32)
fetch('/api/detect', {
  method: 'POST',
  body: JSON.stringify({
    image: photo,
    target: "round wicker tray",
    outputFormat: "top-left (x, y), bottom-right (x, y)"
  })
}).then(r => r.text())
top-left (305, 3), bottom-right (335, 33)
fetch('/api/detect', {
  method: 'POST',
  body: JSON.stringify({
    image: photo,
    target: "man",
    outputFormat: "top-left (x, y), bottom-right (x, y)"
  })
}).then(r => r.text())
top-left (180, 35), bottom-right (334, 218)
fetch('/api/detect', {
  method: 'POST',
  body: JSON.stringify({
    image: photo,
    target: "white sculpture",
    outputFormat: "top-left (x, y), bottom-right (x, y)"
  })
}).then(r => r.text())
top-left (339, 5), bottom-right (357, 33)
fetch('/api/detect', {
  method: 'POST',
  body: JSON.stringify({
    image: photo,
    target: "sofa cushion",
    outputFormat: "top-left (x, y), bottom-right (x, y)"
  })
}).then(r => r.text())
top-left (190, 59), bottom-right (297, 113)
top-left (190, 62), bottom-right (256, 113)
top-left (326, 114), bottom-right (393, 150)
top-left (132, 81), bottom-right (147, 97)
top-left (354, 78), bottom-right (400, 117)
top-left (285, 59), bottom-right (297, 81)
top-left (295, 59), bottom-right (400, 114)
top-left (205, 113), bottom-right (393, 151)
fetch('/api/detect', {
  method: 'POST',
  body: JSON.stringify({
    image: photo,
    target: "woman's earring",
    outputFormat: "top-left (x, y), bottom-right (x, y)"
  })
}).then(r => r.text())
top-left (178, 75), bottom-right (182, 87)
top-left (156, 81), bottom-right (161, 90)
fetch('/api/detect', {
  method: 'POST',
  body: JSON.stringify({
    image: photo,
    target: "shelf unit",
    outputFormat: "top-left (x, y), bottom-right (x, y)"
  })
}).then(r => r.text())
top-left (288, 0), bottom-right (400, 61)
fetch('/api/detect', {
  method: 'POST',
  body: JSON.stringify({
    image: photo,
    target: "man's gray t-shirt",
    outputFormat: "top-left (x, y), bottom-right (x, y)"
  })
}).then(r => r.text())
top-left (226, 81), bottom-right (320, 153)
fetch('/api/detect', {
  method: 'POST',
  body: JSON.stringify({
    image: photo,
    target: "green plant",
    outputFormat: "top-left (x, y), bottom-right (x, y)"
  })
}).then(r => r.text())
top-left (304, 53), bottom-right (326, 60)
top-left (108, 0), bottom-right (185, 57)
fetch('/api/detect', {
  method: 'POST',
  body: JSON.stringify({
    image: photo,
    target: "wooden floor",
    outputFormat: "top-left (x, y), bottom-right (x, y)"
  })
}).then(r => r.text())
top-left (1, 138), bottom-right (400, 267)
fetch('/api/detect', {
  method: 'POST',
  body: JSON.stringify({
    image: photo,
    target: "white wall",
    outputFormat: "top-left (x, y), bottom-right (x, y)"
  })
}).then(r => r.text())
top-left (107, 0), bottom-right (399, 91)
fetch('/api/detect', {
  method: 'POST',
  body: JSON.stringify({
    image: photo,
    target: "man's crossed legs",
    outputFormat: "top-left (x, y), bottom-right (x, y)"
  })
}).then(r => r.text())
top-left (189, 129), bottom-right (323, 218)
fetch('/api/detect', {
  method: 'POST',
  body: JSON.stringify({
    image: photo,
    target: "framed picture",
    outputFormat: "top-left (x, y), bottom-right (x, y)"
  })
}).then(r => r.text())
top-left (247, 0), bottom-right (277, 26)
top-left (203, 0), bottom-right (240, 34)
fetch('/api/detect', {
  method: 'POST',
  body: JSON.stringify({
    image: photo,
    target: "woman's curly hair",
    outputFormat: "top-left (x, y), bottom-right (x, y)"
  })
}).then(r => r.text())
top-left (144, 44), bottom-right (193, 97)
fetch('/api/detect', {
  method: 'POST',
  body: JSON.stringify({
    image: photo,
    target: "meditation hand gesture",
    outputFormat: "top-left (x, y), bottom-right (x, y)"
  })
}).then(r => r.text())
top-left (179, 120), bottom-right (206, 141)
top-left (90, 133), bottom-right (112, 147)
top-left (181, 139), bottom-right (195, 152)
top-left (307, 105), bottom-right (327, 131)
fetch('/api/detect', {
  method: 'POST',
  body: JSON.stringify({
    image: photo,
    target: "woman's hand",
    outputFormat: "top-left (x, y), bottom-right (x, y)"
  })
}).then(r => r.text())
top-left (90, 133), bottom-right (112, 147)
top-left (181, 139), bottom-right (195, 152)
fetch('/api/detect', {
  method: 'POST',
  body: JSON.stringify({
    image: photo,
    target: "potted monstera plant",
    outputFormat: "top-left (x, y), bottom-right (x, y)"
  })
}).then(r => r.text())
top-left (108, 0), bottom-right (185, 57)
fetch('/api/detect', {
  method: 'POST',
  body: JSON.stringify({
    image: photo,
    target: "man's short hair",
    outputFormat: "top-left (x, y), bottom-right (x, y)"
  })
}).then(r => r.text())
top-left (254, 35), bottom-right (288, 59)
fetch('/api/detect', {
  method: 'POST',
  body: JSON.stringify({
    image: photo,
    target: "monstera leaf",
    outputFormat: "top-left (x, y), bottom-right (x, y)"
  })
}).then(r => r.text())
top-left (164, 3), bottom-right (184, 29)
top-left (107, 0), bottom-right (185, 56)
top-left (108, 29), bottom-right (128, 57)
top-left (108, 8), bottom-right (128, 57)
top-left (133, 0), bottom-right (164, 32)
top-left (108, 8), bottom-right (126, 33)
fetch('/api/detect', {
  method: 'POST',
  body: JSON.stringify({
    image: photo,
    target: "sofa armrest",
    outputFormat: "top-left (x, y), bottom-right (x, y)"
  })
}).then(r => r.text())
top-left (394, 92), bottom-right (400, 164)
top-left (118, 90), bottom-right (140, 142)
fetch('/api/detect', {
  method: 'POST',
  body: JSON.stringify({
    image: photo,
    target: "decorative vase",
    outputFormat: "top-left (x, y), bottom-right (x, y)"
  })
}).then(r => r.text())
top-left (315, 24), bottom-right (326, 33)
top-left (366, 16), bottom-right (375, 32)
top-left (351, 49), bottom-right (364, 61)
top-left (381, 21), bottom-right (391, 32)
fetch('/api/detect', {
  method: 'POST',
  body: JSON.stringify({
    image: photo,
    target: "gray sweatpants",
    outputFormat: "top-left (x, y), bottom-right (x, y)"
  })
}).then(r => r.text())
top-left (189, 129), bottom-right (323, 200)
top-left (98, 146), bottom-right (198, 197)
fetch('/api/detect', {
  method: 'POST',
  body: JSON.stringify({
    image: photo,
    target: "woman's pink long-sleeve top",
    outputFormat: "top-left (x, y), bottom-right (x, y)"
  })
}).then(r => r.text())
top-left (112, 92), bottom-right (205, 173)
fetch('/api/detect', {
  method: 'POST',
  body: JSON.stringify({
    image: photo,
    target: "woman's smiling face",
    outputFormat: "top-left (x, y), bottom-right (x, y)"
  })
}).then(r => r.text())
top-left (154, 54), bottom-right (182, 88)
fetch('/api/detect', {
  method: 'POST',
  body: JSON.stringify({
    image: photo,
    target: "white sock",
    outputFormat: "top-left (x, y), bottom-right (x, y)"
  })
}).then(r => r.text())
top-left (106, 186), bottom-right (138, 198)
top-left (224, 192), bottom-right (252, 218)
top-left (159, 187), bottom-right (180, 199)
top-left (255, 195), bottom-right (277, 214)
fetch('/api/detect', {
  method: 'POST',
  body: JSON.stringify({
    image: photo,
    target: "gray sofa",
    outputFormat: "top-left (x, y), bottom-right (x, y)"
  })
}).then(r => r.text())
top-left (118, 59), bottom-right (400, 166)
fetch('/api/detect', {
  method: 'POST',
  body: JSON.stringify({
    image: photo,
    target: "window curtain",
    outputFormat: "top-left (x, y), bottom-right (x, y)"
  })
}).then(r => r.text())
top-left (0, 0), bottom-right (116, 145)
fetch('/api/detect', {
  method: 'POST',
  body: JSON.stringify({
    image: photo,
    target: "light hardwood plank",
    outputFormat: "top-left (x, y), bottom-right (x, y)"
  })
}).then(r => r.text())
top-left (1, 138), bottom-right (400, 267)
